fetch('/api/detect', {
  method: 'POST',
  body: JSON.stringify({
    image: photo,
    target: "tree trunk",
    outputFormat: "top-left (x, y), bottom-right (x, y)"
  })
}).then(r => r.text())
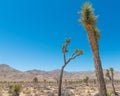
top-left (94, 53), bottom-right (107, 96)
top-left (111, 79), bottom-right (117, 96)
top-left (58, 66), bottom-right (64, 96)
top-left (14, 91), bottom-right (19, 96)
top-left (86, 25), bottom-right (107, 96)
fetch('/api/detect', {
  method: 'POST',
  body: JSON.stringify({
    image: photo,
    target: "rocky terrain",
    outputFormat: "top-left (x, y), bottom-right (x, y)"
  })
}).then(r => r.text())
top-left (0, 64), bottom-right (120, 96)
top-left (0, 79), bottom-right (120, 96)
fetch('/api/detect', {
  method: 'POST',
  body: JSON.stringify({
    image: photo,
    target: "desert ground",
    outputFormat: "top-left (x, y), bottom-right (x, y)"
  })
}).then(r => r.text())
top-left (0, 80), bottom-right (120, 96)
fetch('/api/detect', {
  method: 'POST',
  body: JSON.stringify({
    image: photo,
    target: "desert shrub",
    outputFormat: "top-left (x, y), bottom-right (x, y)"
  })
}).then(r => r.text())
top-left (107, 90), bottom-right (112, 96)
top-left (33, 77), bottom-right (38, 83)
top-left (8, 84), bottom-right (21, 96)
top-left (83, 76), bottom-right (89, 86)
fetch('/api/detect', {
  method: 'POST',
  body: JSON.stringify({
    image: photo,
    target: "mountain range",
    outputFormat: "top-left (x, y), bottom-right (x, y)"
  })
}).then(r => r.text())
top-left (0, 64), bottom-right (120, 81)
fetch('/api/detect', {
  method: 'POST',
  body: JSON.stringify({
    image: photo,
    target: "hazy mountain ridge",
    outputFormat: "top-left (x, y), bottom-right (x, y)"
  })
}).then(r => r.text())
top-left (0, 64), bottom-right (120, 81)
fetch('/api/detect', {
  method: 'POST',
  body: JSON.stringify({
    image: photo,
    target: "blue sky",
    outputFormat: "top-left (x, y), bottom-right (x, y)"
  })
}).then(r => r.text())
top-left (0, 0), bottom-right (119, 71)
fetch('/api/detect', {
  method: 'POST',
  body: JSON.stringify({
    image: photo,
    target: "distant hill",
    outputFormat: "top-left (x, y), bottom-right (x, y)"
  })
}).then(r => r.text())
top-left (0, 64), bottom-right (32, 81)
top-left (0, 64), bottom-right (120, 81)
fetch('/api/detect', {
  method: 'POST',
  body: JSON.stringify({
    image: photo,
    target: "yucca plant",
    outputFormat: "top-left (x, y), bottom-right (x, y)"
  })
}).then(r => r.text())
top-left (78, 2), bottom-right (107, 96)
top-left (83, 76), bottom-right (89, 86)
top-left (9, 84), bottom-right (21, 96)
top-left (58, 38), bottom-right (83, 96)
top-left (33, 77), bottom-right (38, 83)
top-left (106, 68), bottom-right (117, 96)
top-left (107, 90), bottom-right (112, 96)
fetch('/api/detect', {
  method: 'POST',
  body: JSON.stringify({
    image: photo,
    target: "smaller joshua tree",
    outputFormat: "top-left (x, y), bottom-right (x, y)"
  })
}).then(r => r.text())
top-left (33, 77), bottom-right (38, 83)
top-left (44, 79), bottom-right (47, 88)
top-left (83, 76), bottom-right (89, 86)
top-left (58, 38), bottom-right (83, 96)
top-left (106, 68), bottom-right (117, 95)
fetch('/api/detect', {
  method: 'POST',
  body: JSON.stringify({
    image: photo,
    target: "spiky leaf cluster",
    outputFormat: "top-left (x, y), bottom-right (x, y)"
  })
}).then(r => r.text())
top-left (62, 38), bottom-right (71, 53)
top-left (79, 2), bottom-right (100, 41)
top-left (106, 69), bottom-right (111, 79)
top-left (70, 49), bottom-right (83, 60)
top-left (62, 38), bottom-right (83, 65)
top-left (9, 85), bottom-right (21, 92)
top-left (110, 67), bottom-right (113, 74)
top-left (110, 67), bottom-right (114, 79)
top-left (74, 49), bottom-right (83, 56)
top-left (80, 2), bottom-right (96, 25)
top-left (66, 38), bottom-right (70, 44)
top-left (106, 68), bottom-right (114, 80)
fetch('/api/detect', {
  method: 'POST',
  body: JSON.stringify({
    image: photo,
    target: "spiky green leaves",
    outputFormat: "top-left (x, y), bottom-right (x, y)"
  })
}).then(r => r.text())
top-left (75, 49), bottom-right (83, 56)
top-left (110, 67), bottom-right (113, 73)
top-left (79, 2), bottom-right (100, 41)
top-left (106, 68), bottom-right (114, 80)
top-left (79, 2), bottom-right (97, 25)
top-left (62, 38), bottom-right (83, 64)
top-left (62, 38), bottom-right (83, 56)
top-left (70, 49), bottom-right (83, 60)
top-left (66, 38), bottom-right (70, 44)
top-left (9, 84), bottom-right (21, 92)
top-left (62, 44), bottom-right (66, 53)
top-left (94, 27), bottom-right (100, 40)
top-left (110, 67), bottom-right (114, 79)
top-left (62, 38), bottom-right (71, 53)
top-left (106, 69), bottom-right (110, 79)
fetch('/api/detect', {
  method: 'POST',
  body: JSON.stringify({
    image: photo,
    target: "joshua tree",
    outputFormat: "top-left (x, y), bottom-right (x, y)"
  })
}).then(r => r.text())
top-left (54, 77), bottom-right (59, 85)
top-left (106, 68), bottom-right (117, 95)
top-left (83, 76), bottom-right (89, 86)
top-left (78, 2), bottom-right (107, 96)
top-left (33, 77), bottom-right (38, 83)
top-left (64, 79), bottom-right (67, 86)
top-left (58, 38), bottom-right (83, 96)
top-left (44, 79), bottom-right (47, 88)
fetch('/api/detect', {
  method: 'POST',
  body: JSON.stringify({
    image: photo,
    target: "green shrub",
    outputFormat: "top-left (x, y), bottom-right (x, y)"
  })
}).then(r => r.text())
top-left (8, 84), bottom-right (21, 96)
top-left (107, 90), bottom-right (112, 96)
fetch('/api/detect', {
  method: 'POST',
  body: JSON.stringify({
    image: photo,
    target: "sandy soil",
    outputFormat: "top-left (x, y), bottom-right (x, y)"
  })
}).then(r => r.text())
top-left (0, 81), bottom-right (120, 96)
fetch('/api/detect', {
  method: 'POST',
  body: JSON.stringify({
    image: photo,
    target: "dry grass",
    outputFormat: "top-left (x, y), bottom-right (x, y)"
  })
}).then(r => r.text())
top-left (0, 80), bottom-right (120, 96)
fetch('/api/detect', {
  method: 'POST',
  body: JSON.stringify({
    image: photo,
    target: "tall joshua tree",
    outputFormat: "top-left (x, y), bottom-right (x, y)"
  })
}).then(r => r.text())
top-left (79, 2), bottom-right (107, 96)
top-left (106, 68), bottom-right (117, 95)
top-left (58, 38), bottom-right (83, 96)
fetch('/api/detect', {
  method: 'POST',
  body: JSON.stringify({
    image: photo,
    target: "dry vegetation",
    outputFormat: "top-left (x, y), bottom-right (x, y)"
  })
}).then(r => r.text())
top-left (0, 80), bottom-right (120, 96)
